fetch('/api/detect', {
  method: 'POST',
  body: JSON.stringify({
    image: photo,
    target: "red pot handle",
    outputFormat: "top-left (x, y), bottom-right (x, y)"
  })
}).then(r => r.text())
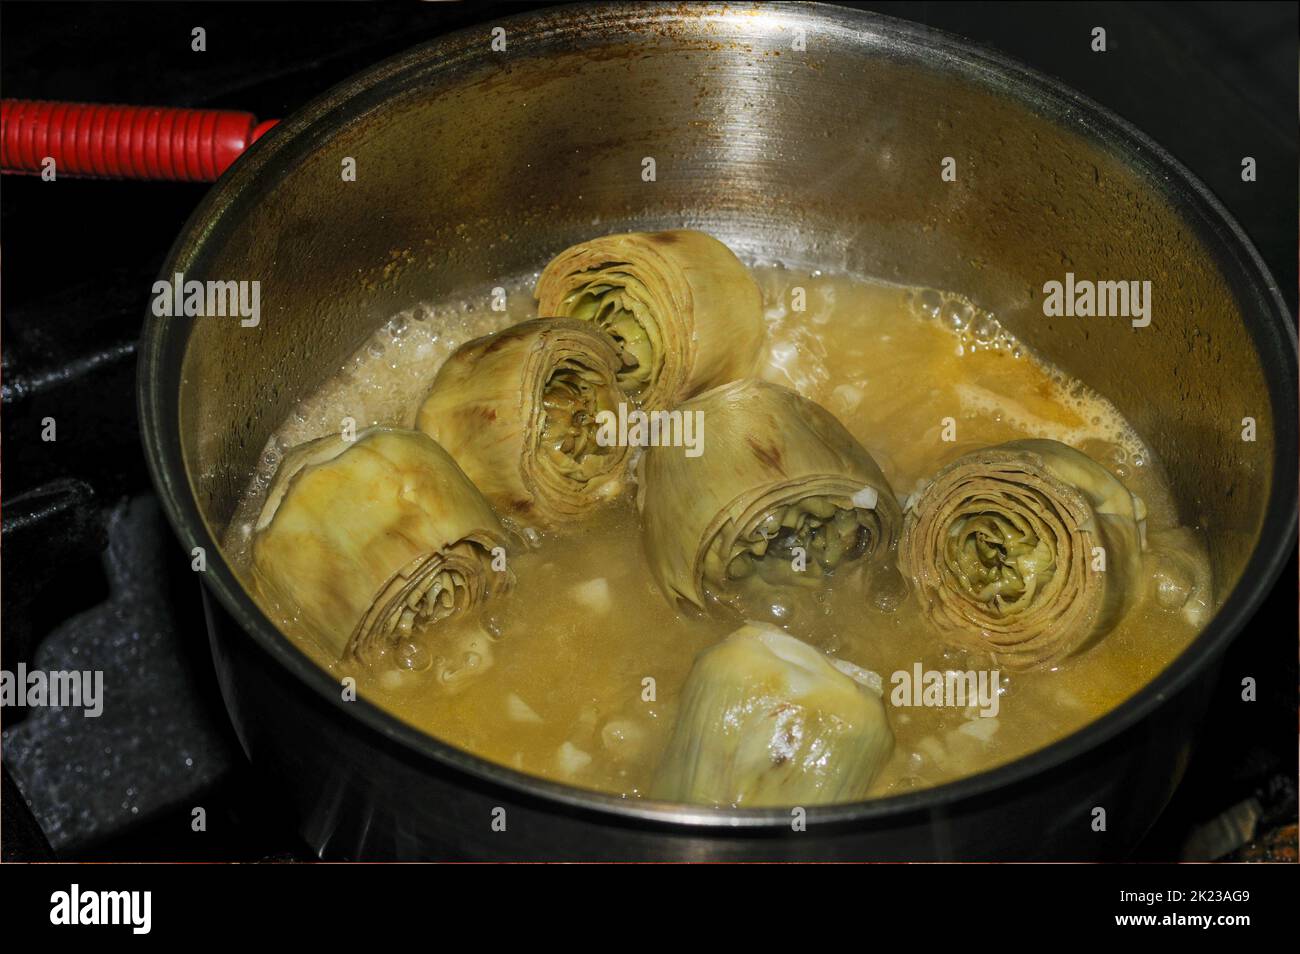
top-left (0, 99), bottom-right (278, 182)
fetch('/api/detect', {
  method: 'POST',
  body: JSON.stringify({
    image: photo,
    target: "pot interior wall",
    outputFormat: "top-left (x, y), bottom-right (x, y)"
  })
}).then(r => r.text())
top-left (175, 6), bottom-right (1277, 606)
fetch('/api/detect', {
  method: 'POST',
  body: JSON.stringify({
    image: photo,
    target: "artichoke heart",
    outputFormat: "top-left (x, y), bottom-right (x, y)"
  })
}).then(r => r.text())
top-left (252, 427), bottom-right (512, 666)
top-left (652, 623), bottom-right (894, 807)
top-left (416, 318), bottom-right (631, 526)
top-left (638, 380), bottom-right (903, 612)
top-left (535, 230), bottom-right (764, 410)
top-left (899, 438), bottom-right (1146, 670)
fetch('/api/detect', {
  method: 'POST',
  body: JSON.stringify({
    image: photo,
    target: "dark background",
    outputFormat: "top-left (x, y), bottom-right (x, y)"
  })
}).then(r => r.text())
top-left (1, 1), bottom-right (1296, 862)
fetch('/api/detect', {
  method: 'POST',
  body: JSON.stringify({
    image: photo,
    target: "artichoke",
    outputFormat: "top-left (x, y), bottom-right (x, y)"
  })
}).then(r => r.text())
top-left (534, 229), bottom-right (764, 410)
top-left (638, 379), bottom-right (902, 613)
top-left (1144, 526), bottom-right (1213, 628)
top-left (416, 318), bottom-right (631, 526)
top-left (652, 622), bottom-right (894, 807)
top-left (252, 427), bottom-right (512, 666)
top-left (899, 439), bottom-right (1146, 670)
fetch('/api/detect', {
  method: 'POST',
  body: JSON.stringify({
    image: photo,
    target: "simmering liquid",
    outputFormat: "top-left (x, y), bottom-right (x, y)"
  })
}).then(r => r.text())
top-left (225, 265), bottom-right (1209, 800)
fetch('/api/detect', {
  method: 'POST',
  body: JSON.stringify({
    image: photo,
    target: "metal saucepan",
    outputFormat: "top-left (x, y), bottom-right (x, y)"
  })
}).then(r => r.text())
top-left (135, 2), bottom-right (1297, 859)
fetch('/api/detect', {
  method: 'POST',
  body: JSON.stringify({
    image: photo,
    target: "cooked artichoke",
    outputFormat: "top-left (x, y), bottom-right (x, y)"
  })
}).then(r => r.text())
top-left (652, 623), bottom-right (894, 807)
top-left (899, 439), bottom-right (1146, 670)
top-left (638, 380), bottom-right (903, 613)
top-left (1143, 526), bottom-right (1213, 628)
top-left (416, 318), bottom-right (630, 526)
top-left (534, 229), bottom-right (764, 410)
top-left (252, 427), bottom-right (512, 666)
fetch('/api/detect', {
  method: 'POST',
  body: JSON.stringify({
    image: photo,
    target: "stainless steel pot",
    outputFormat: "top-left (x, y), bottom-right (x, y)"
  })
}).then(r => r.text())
top-left (138, 2), bottom-right (1297, 859)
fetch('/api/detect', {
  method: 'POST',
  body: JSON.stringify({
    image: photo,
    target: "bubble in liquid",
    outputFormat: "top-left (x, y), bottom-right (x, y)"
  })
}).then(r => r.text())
top-left (398, 640), bottom-right (433, 673)
top-left (916, 289), bottom-right (943, 319)
top-left (969, 314), bottom-right (999, 344)
top-left (767, 599), bottom-right (792, 621)
top-left (943, 298), bottom-right (974, 330)
top-left (387, 314), bottom-right (411, 338)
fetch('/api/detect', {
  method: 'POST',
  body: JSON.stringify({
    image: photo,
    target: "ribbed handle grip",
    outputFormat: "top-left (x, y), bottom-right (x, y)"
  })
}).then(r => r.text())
top-left (0, 99), bottom-right (277, 182)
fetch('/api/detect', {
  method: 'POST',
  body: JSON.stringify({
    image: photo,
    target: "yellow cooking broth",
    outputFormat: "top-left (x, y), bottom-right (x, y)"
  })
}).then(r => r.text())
top-left (225, 265), bottom-right (1205, 800)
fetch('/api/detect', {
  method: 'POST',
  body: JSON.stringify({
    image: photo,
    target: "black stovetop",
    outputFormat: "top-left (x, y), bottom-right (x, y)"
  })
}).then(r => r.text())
top-left (2, 1), bottom-right (1295, 862)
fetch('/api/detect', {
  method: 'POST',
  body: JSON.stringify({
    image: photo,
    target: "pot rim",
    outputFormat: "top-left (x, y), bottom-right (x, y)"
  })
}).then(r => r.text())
top-left (138, 1), bottom-right (1298, 831)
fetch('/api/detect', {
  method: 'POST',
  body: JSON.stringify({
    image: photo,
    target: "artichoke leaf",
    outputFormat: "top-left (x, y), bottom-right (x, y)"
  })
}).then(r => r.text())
top-left (1143, 526), bottom-right (1213, 628)
top-left (651, 622), bottom-right (894, 807)
top-left (637, 380), bottom-right (903, 613)
top-left (252, 427), bottom-right (512, 666)
top-left (899, 438), bottom-right (1145, 670)
top-left (416, 318), bottom-right (631, 527)
top-left (535, 230), bottom-right (764, 410)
